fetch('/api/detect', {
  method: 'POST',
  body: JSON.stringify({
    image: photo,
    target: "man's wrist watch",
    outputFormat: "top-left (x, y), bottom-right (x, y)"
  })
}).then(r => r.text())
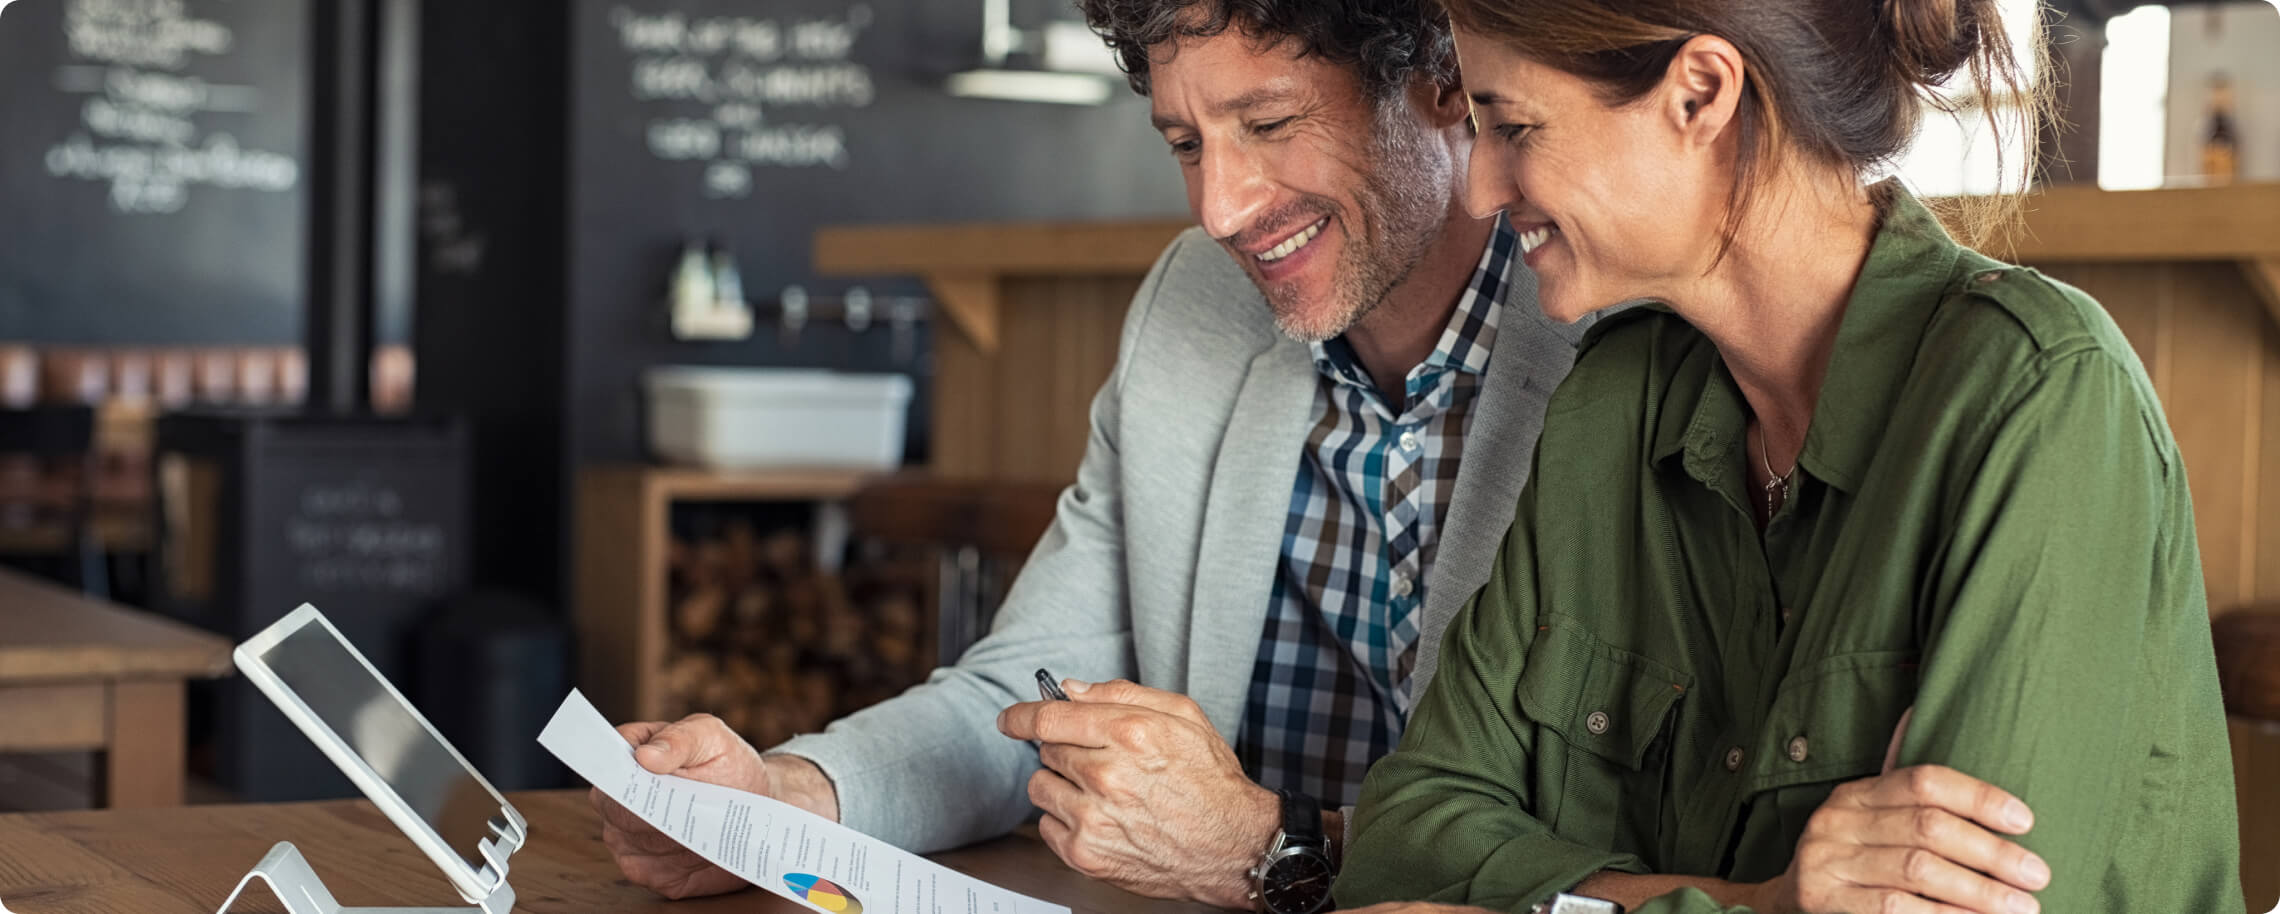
top-left (1245, 790), bottom-right (1334, 914)
top-left (1531, 893), bottom-right (1625, 914)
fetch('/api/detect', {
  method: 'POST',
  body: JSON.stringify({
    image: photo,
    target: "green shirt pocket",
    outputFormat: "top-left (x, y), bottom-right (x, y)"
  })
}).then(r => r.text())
top-left (1515, 616), bottom-right (1693, 855)
top-left (1750, 651), bottom-right (1918, 862)
top-left (1756, 651), bottom-right (1918, 789)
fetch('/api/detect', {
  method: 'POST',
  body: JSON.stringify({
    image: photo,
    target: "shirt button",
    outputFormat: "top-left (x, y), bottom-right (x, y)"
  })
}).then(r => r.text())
top-left (1977, 270), bottom-right (2002, 284)
top-left (1399, 430), bottom-right (1420, 452)
top-left (1724, 746), bottom-right (1745, 771)
top-left (1780, 606), bottom-right (1794, 624)
top-left (1390, 575), bottom-right (1413, 598)
top-left (1788, 736), bottom-right (1811, 763)
top-left (1586, 711), bottom-right (1611, 735)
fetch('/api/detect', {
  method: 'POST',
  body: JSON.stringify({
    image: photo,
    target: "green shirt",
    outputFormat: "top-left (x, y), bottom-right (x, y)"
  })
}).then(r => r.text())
top-left (1335, 188), bottom-right (2243, 914)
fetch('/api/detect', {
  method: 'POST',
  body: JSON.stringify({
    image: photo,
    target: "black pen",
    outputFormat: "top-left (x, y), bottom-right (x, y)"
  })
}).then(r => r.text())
top-left (1034, 668), bottom-right (1071, 702)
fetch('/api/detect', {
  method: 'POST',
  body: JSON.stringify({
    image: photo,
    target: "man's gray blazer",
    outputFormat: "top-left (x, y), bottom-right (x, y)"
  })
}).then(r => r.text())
top-left (775, 226), bottom-right (1590, 853)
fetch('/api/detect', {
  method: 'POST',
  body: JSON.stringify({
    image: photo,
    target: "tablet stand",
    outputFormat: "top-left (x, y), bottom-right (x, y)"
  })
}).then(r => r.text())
top-left (217, 604), bottom-right (530, 914)
top-left (216, 822), bottom-right (518, 914)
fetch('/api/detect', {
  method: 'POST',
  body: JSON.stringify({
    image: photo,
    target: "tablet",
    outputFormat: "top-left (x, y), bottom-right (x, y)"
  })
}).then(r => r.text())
top-left (234, 604), bottom-right (528, 902)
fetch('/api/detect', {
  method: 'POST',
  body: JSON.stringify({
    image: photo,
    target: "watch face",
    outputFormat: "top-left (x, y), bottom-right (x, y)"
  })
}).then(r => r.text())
top-left (1544, 894), bottom-right (1625, 914)
top-left (1261, 850), bottom-right (1334, 914)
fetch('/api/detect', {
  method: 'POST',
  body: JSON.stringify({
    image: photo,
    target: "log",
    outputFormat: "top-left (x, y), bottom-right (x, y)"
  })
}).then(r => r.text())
top-left (674, 585), bottom-right (729, 642)
top-left (654, 518), bottom-right (937, 747)
top-left (760, 529), bottom-right (807, 576)
top-left (663, 654), bottom-right (718, 709)
top-left (732, 587), bottom-right (772, 628)
top-left (724, 655), bottom-right (766, 696)
top-left (722, 521), bottom-right (760, 590)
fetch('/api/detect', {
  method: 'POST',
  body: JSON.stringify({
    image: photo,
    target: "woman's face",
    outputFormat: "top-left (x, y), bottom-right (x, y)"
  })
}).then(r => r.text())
top-left (1451, 29), bottom-right (1737, 323)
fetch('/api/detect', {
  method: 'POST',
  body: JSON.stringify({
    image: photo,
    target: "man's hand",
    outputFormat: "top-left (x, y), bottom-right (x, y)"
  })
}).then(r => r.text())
top-left (1755, 765), bottom-right (2050, 914)
top-left (996, 679), bottom-right (1279, 909)
top-left (590, 714), bottom-right (842, 899)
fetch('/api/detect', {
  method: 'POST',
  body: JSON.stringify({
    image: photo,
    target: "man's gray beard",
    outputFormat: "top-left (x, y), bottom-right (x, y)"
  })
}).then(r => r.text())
top-left (1266, 98), bottom-right (1449, 344)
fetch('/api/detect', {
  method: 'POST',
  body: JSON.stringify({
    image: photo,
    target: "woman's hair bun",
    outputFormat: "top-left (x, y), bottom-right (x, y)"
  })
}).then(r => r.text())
top-left (1884, 0), bottom-right (1980, 84)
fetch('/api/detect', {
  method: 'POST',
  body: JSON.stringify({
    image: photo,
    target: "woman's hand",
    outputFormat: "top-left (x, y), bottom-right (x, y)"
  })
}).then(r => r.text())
top-left (1758, 765), bottom-right (2050, 914)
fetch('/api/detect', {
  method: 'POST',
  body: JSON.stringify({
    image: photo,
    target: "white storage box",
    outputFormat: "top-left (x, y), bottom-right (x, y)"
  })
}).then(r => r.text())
top-left (644, 367), bottom-right (913, 470)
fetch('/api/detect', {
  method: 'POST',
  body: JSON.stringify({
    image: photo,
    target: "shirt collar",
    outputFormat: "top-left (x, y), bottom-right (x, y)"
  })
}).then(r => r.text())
top-left (1311, 215), bottom-right (1513, 391)
top-left (1650, 181), bottom-right (1968, 492)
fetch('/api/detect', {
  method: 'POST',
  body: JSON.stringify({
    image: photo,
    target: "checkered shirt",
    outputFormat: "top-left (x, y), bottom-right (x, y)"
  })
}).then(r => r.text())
top-left (1235, 217), bottom-right (1517, 807)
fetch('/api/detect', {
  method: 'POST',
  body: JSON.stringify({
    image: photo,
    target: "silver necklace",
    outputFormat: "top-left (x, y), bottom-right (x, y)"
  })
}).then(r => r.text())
top-left (1754, 422), bottom-right (1797, 520)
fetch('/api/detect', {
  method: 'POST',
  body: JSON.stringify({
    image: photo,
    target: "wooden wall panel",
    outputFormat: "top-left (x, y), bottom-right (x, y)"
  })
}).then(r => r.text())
top-left (933, 329), bottom-right (998, 479)
top-left (2232, 720), bottom-right (2280, 910)
top-left (2164, 265), bottom-right (2265, 611)
top-left (2044, 262), bottom-right (2275, 614)
top-left (932, 276), bottom-right (1133, 483)
top-left (942, 259), bottom-right (2280, 610)
top-left (2262, 315), bottom-right (2280, 599)
top-left (991, 287), bottom-right (1059, 482)
top-left (2038, 261), bottom-right (2280, 911)
top-left (572, 469), bottom-right (651, 722)
top-left (1038, 277), bottom-right (1108, 478)
top-left (1053, 276), bottom-right (1137, 478)
top-left (2043, 263), bottom-right (2165, 369)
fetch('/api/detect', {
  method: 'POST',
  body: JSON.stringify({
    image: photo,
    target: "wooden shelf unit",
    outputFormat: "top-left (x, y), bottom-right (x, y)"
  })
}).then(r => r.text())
top-left (572, 465), bottom-right (877, 723)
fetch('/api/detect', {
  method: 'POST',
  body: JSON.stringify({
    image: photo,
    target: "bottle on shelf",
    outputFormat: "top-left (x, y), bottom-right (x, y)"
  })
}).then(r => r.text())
top-left (2201, 71), bottom-right (2239, 185)
top-left (709, 237), bottom-right (747, 313)
top-left (669, 236), bottom-right (753, 341)
top-left (670, 238), bottom-right (715, 327)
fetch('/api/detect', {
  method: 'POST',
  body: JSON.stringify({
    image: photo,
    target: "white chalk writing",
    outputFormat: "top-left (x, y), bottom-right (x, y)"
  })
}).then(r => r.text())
top-left (40, 0), bottom-right (301, 214)
top-left (609, 3), bottom-right (873, 197)
top-left (290, 482), bottom-right (449, 594)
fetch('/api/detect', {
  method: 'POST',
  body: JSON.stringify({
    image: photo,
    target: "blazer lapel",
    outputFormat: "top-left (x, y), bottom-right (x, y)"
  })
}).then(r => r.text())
top-left (1414, 273), bottom-right (1589, 691)
top-left (1186, 339), bottom-right (1317, 742)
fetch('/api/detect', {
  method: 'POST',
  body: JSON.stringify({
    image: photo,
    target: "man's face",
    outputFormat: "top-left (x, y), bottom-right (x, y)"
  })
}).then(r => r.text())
top-left (1147, 30), bottom-right (1451, 342)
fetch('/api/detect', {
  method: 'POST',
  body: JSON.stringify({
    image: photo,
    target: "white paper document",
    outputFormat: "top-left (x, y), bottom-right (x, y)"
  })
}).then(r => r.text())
top-left (539, 689), bottom-right (1071, 914)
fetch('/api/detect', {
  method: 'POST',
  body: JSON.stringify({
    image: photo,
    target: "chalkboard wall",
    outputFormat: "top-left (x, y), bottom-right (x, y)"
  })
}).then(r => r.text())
top-left (566, 0), bottom-right (1190, 463)
top-left (0, 0), bottom-right (309, 344)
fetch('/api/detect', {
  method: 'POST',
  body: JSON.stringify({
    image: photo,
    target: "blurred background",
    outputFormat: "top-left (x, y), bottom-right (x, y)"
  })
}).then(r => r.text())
top-left (0, 0), bottom-right (2276, 906)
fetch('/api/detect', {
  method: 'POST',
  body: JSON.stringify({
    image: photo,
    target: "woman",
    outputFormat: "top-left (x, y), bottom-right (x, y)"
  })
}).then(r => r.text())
top-left (1333, 1), bottom-right (2243, 913)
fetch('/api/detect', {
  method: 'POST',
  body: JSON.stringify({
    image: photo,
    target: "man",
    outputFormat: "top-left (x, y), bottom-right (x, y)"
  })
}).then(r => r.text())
top-left (595, 2), bottom-right (1597, 911)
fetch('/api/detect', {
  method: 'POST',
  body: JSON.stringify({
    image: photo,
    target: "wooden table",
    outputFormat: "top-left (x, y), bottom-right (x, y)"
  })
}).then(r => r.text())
top-left (0, 566), bottom-right (232, 807)
top-left (0, 790), bottom-right (1223, 914)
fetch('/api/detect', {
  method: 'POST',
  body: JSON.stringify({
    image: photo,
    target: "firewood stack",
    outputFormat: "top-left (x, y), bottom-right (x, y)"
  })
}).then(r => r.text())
top-left (663, 518), bottom-right (931, 749)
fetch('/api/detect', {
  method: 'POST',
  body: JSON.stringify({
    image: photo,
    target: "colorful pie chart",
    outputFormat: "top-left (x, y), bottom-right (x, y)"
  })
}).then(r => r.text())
top-left (784, 873), bottom-right (862, 914)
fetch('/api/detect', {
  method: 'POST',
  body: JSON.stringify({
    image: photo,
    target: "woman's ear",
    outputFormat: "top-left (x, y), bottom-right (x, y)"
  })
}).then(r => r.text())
top-left (1422, 69), bottom-right (1472, 131)
top-left (1662, 34), bottom-right (1745, 148)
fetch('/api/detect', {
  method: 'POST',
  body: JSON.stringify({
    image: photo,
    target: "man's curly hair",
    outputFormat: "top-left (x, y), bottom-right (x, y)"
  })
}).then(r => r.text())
top-left (1075, 0), bottom-right (1458, 99)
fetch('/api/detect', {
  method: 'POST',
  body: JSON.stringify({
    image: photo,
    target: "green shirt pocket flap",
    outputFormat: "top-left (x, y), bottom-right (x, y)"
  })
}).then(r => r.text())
top-left (1759, 651), bottom-right (1919, 787)
top-left (1517, 620), bottom-right (1693, 771)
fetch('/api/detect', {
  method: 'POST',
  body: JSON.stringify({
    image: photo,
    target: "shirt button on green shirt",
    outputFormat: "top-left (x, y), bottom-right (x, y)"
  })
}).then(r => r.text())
top-left (1334, 187), bottom-right (2244, 914)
